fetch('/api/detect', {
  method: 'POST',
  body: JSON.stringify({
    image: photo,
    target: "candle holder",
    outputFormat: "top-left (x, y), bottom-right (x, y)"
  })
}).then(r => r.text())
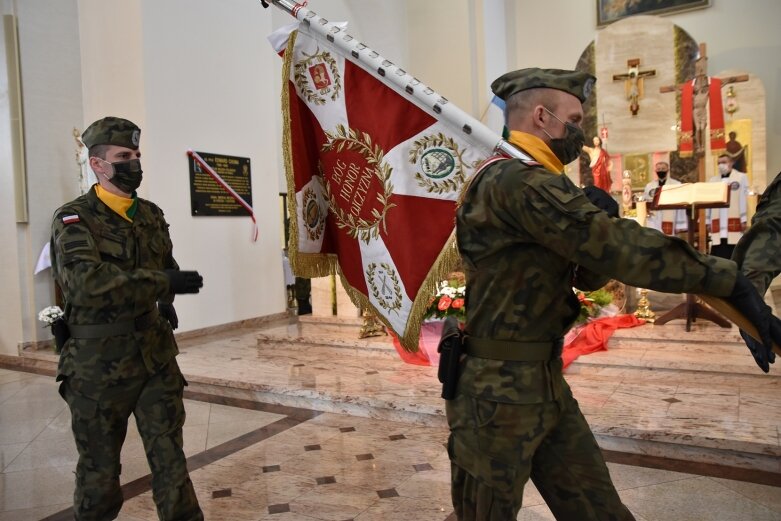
top-left (634, 288), bottom-right (656, 322)
top-left (359, 308), bottom-right (386, 338)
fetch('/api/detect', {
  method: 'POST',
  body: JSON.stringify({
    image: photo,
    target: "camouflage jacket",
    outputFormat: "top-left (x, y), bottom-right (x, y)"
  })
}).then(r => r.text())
top-left (455, 157), bottom-right (736, 403)
top-left (733, 171), bottom-right (781, 296)
top-left (51, 186), bottom-right (179, 381)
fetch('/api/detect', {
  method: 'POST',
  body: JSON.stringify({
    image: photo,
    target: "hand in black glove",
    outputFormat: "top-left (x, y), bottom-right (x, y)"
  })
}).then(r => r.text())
top-left (726, 272), bottom-right (777, 373)
top-left (164, 270), bottom-right (203, 294)
top-left (158, 302), bottom-right (179, 330)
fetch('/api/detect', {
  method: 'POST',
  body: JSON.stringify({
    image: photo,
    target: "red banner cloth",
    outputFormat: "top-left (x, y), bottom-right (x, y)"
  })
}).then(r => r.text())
top-left (562, 314), bottom-right (645, 369)
top-left (279, 28), bottom-right (490, 350)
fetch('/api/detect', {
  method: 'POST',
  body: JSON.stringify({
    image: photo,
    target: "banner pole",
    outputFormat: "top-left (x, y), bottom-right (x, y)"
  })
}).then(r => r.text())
top-left (266, 0), bottom-right (520, 160)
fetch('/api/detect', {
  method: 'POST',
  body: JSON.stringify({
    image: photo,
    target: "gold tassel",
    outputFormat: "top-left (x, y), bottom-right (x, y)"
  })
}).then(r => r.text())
top-left (281, 29), bottom-right (463, 352)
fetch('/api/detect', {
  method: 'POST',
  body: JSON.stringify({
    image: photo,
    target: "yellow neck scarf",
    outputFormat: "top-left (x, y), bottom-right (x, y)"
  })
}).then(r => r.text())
top-left (95, 184), bottom-right (134, 222)
top-left (508, 131), bottom-right (563, 174)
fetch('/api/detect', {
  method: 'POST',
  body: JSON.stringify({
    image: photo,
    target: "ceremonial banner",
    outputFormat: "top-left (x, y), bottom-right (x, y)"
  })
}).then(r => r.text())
top-left (278, 27), bottom-right (491, 350)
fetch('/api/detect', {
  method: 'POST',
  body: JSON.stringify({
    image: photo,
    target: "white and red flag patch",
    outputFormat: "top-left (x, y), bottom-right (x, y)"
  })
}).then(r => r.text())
top-left (277, 27), bottom-right (491, 350)
top-left (62, 214), bottom-right (80, 225)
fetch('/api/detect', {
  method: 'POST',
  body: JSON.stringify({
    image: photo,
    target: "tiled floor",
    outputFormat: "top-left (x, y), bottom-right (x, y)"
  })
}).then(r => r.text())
top-left (2, 288), bottom-right (780, 519)
top-left (2, 368), bottom-right (781, 520)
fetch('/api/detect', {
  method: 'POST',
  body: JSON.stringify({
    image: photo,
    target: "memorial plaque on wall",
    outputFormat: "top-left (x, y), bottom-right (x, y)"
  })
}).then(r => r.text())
top-left (188, 151), bottom-right (252, 216)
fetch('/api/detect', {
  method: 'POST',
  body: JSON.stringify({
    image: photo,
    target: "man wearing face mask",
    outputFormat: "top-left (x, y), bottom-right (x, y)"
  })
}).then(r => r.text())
top-left (643, 161), bottom-right (687, 235)
top-left (708, 153), bottom-right (749, 259)
top-left (50, 117), bottom-right (204, 520)
top-left (448, 68), bottom-right (780, 520)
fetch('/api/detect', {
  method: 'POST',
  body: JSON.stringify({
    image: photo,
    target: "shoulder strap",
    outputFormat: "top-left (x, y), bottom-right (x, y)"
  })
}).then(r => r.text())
top-left (459, 149), bottom-right (540, 205)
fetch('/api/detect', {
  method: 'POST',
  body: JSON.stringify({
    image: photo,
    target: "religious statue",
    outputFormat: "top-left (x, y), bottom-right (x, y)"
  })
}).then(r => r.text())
top-left (73, 127), bottom-right (97, 195)
top-left (582, 136), bottom-right (612, 193)
top-left (661, 44), bottom-right (748, 158)
top-left (690, 57), bottom-right (710, 155)
top-left (612, 58), bottom-right (656, 116)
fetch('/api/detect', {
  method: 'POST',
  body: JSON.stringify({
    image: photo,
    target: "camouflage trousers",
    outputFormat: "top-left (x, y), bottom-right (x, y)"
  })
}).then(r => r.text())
top-left (60, 359), bottom-right (203, 521)
top-left (446, 382), bottom-right (634, 520)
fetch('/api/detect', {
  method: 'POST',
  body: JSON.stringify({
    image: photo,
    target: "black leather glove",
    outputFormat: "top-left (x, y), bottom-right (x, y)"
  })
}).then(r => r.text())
top-left (158, 302), bottom-right (179, 330)
top-left (726, 272), bottom-right (777, 372)
top-left (164, 270), bottom-right (203, 294)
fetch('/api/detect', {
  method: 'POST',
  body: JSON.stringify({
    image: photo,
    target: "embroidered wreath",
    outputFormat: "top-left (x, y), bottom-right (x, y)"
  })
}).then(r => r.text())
top-left (321, 124), bottom-right (396, 244)
top-left (293, 48), bottom-right (342, 105)
top-left (367, 262), bottom-right (403, 314)
top-left (408, 133), bottom-right (480, 195)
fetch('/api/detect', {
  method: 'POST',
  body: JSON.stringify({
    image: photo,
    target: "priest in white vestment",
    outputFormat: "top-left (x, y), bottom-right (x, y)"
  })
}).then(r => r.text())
top-left (643, 162), bottom-right (687, 235)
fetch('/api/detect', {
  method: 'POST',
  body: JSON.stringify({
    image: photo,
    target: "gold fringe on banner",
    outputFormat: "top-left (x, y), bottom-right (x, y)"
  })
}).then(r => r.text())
top-left (281, 28), bottom-right (464, 353)
top-left (332, 233), bottom-right (462, 353)
top-left (281, 30), bottom-right (336, 279)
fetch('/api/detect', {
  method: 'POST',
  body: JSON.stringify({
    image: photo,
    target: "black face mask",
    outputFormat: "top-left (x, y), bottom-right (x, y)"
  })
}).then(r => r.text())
top-left (543, 108), bottom-right (586, 165)
top-left (656, 170), bottom-right (668, 179)
top-left (104, 159), bottom-right (143, 193)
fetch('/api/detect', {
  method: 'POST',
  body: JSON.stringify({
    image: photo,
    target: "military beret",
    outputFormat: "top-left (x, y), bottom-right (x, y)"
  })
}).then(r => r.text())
top-left (81, 116), bottom-right (141, 149)
top-left (491, 67), bottom-right (596, 103)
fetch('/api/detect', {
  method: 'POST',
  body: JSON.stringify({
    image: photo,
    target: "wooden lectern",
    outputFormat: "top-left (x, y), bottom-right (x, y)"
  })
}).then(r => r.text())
top-left (652, 184), bottom-right (731, 331)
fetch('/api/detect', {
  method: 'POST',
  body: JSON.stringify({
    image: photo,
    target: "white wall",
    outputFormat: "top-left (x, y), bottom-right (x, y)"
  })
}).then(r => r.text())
top-left (0, 0), bottom-right (83, 355)
top-left (509, 0), bottom-right (781, 186)
top-left (80, 0), bottom-right (287, 334)
top-left (138, 0), bottom-right (285, 330)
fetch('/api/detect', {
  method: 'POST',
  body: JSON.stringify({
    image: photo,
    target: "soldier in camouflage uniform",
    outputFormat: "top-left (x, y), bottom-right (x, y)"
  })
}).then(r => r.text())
top-left (732, 170), bottom-right (781, 364)
top-left (449, 68), bottom-right (780, 520)
top-left (51, 117), bottom-right (205, 520)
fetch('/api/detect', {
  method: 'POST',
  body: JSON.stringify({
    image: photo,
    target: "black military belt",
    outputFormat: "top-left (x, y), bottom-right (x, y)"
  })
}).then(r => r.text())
top-left (68, 309), bottom-right (159, 339)
top-left (464, 337), bottom-right (563, 362)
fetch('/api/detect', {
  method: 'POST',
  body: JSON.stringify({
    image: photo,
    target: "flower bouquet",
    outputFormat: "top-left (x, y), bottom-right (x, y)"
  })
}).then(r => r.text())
top-left (37, 305), bottom-right (69, 353)
top-left (573, 288), bottom-right (614, 325)
top-left (424, 272), bottom-right (466, 323)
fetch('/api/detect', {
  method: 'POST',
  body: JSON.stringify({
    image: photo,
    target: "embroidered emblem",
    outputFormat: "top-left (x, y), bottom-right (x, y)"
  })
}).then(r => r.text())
top-left (409, 133), bottom-right (480, 195)
top-left (321, 124), bottom-right (396, 244)
top-left (730, 181), bottom-right (740, 191)
top-left (367, 262), bottom-right (403, 314)
top-left (302, 185), bottom-right (326, 241)
top-left (131, 130), bottom-right (140, 147)
top-left (62, 215), bottom-right (80, 224)
top-left (294, 47), bottom-right (342, 105)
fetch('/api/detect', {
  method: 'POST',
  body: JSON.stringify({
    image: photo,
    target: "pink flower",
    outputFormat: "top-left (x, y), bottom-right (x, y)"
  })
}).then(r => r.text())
top-left (451, 298), bottom-right (465, 309)
top-left (437, 296), bottom-right (452, 311)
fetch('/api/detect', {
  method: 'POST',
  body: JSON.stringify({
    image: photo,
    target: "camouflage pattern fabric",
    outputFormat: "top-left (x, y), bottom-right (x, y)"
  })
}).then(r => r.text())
top-left (52, 186), bottom-right (179, 378)
top-left (60, 360), bottom-right (201, 521)
top-left (51, 185), bottom-right (202, 520)
top-left (450, 156), bottom-right (739, 518)
top-left (81, 116), bottom-right (141, 149)
top-left (491, 67), bottom-right (596, 103)
top-left (732, 171), bottom-right (781, 296)
top-left (447, 382), bottom-right (633, 520)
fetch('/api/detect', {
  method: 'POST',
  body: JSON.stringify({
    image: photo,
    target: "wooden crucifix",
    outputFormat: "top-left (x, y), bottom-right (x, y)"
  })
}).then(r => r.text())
top-left (660, 44), bottom-right (749, 160)
top-left (655, 42), bottom-right (749, 330)
top-left (612, 58), bottom-right (656, 116)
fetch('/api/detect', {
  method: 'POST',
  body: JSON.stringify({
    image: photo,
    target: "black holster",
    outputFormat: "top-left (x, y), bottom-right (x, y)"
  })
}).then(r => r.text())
top-left (51, 317), bottom-right (70, 352)
top-left (437, 316), bottom-right (464, 400)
